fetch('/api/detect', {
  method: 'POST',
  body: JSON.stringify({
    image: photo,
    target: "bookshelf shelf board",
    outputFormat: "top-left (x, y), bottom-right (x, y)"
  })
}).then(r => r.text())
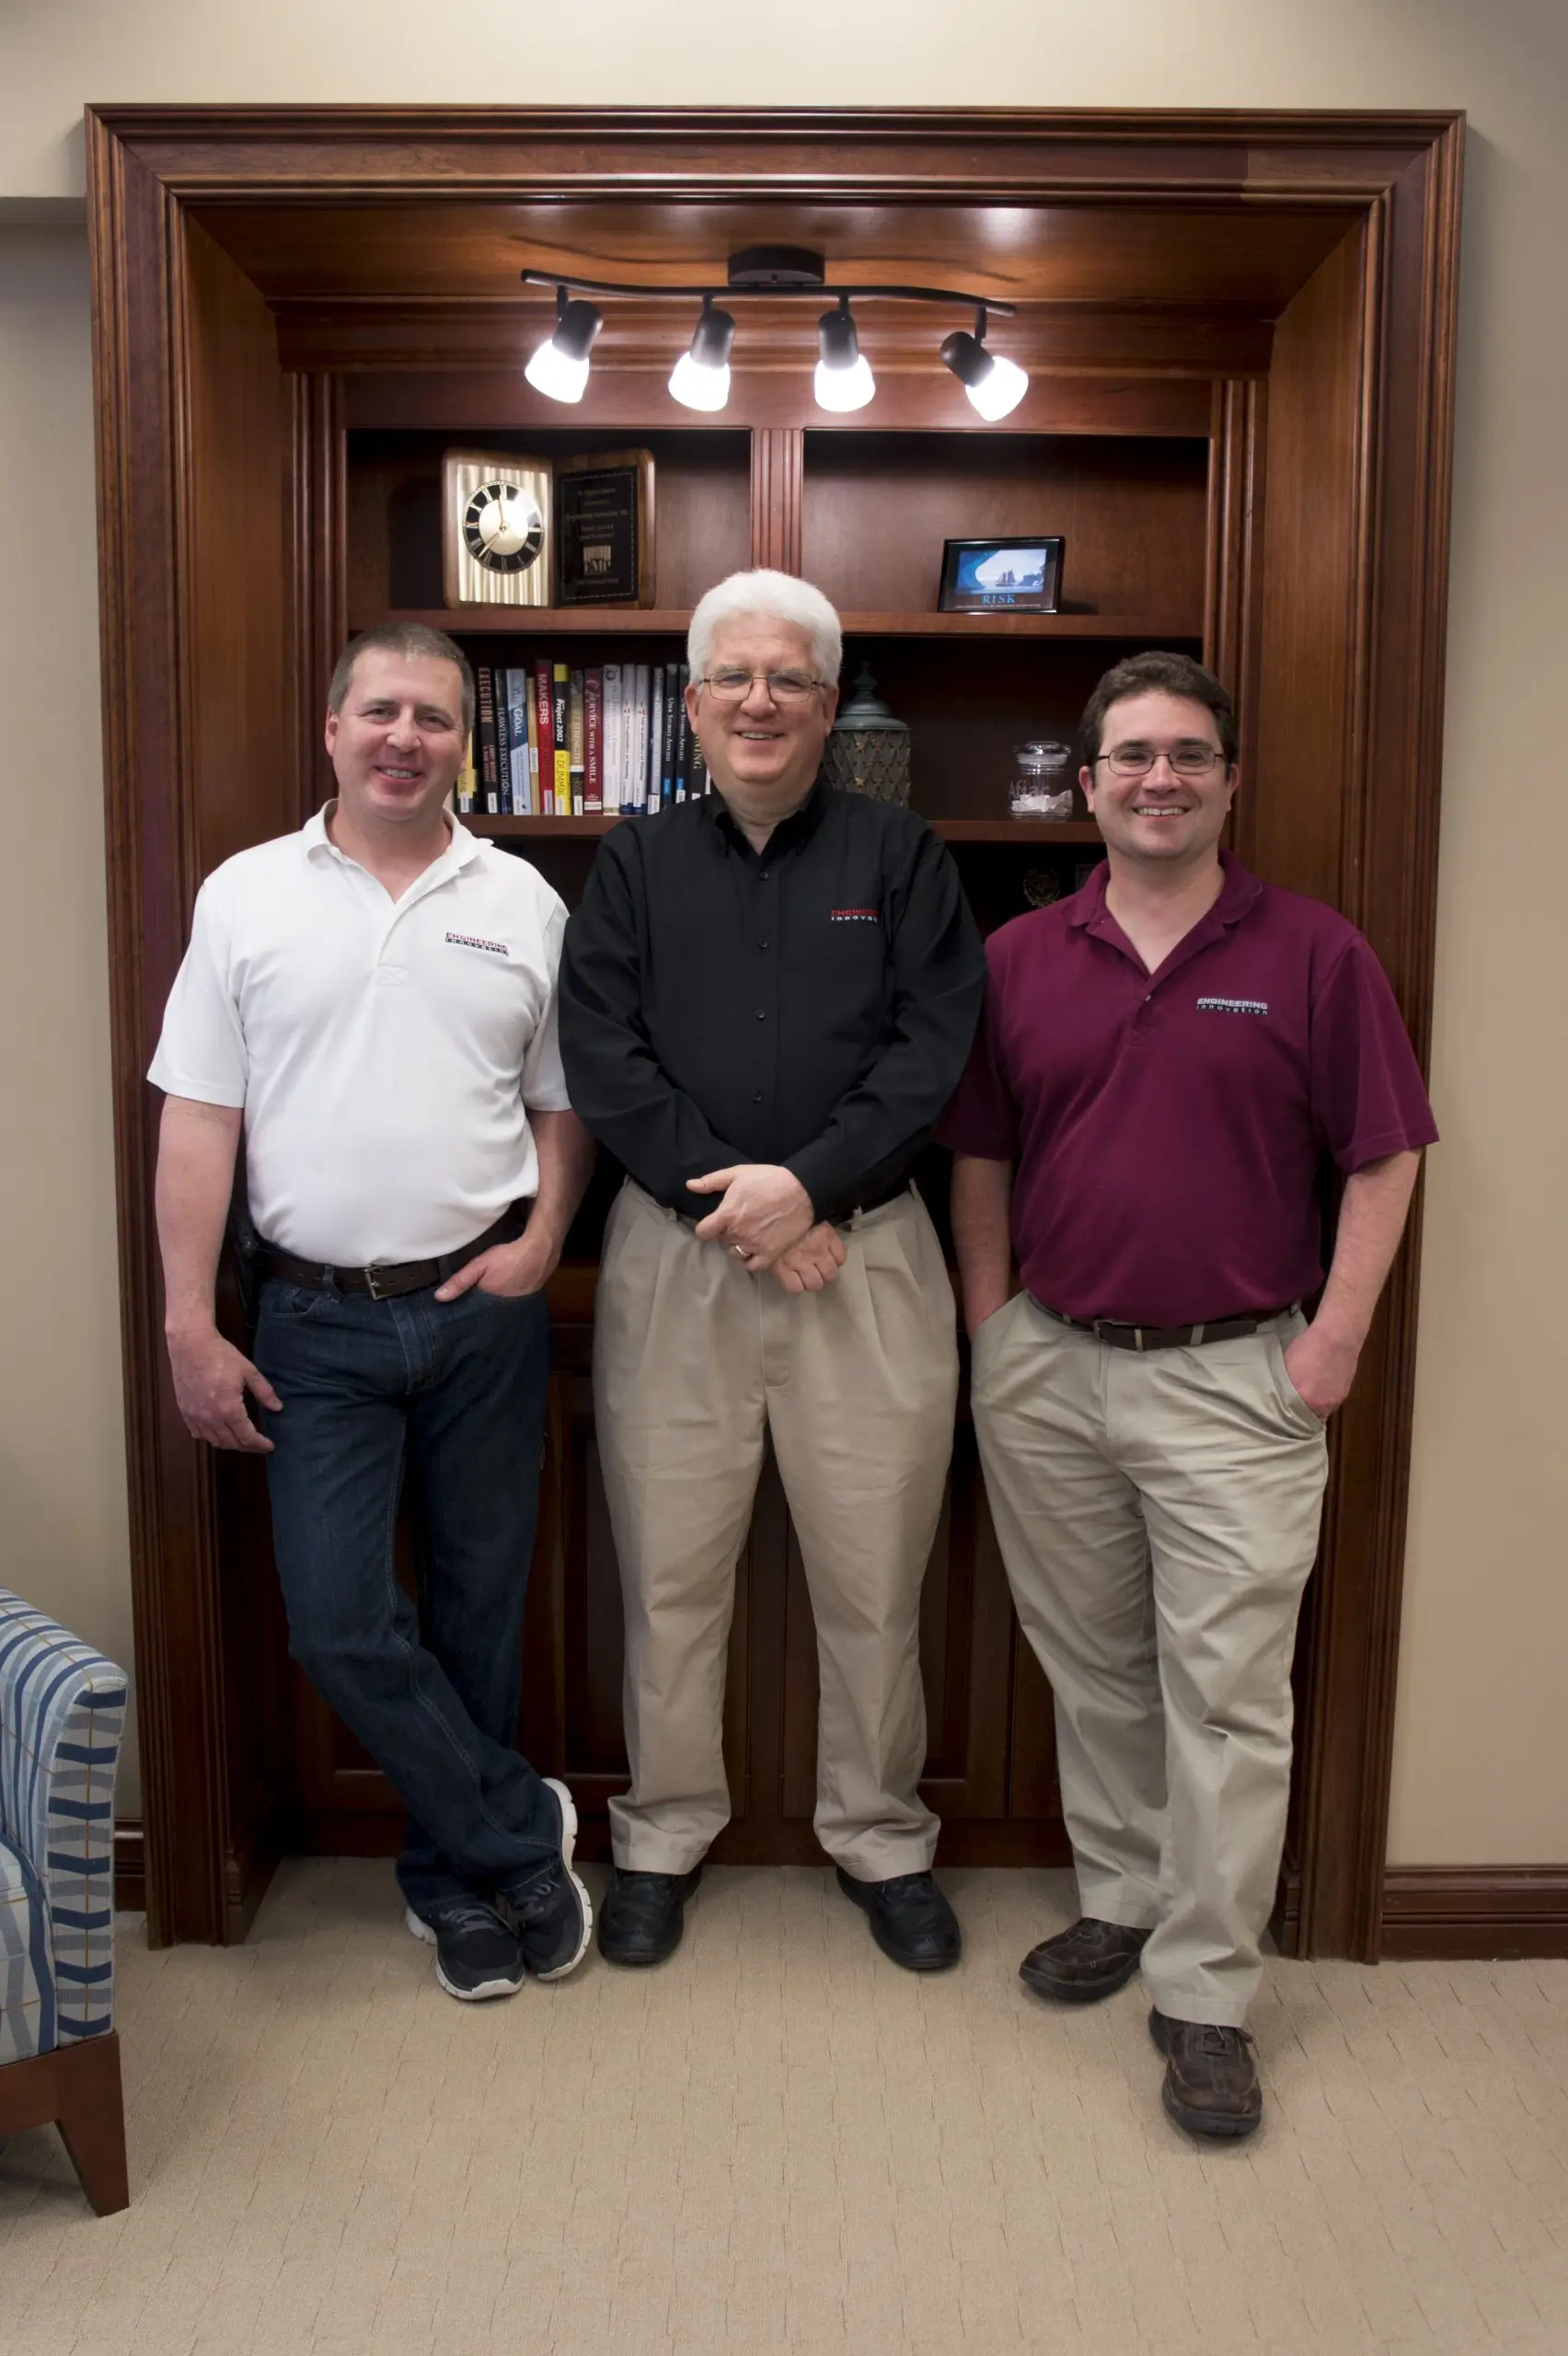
top-left (472, 814), bottom-right (1104, 846)
top-left (839, 612), bottom-right (1198, 641)
top-left (362, 608), bottom-right (1195, 644)
top-left (357, 608), bottom-right (694, 637)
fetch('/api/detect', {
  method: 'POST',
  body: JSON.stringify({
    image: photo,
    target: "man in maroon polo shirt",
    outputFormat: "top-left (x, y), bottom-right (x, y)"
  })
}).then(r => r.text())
top-left (943, 650), bottom-right (1436, 2142)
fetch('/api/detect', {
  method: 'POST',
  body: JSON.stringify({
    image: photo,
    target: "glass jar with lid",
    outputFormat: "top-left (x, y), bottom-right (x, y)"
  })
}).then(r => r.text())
top-left (1009, 740), bottom-right (1075, 819)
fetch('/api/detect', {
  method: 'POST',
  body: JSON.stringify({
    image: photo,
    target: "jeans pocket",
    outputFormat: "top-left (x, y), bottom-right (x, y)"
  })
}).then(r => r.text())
top-left (259, 1277), bottom-right (337, 1322)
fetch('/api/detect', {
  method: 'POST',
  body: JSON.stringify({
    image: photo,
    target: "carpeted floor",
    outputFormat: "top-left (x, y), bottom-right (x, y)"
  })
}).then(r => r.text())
top-left (1, 1861), bottom-right (1564, 2354)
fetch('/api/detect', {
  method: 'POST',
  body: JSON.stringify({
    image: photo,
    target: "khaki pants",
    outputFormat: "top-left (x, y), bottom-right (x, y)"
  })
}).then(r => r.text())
top-left (971, 1294), bottom-right (1329, 2027)
top-left (594, 1181), bottom-right (959, 1878)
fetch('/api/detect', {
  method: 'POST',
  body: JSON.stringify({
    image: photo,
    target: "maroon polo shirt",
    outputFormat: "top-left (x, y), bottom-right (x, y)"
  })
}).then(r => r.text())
top-left (939, 851), bottom-right (1438, 1325)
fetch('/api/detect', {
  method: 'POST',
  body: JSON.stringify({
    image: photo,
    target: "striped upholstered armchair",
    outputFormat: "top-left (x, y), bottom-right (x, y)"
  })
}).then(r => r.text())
top-left (0, 1590), bottom-right (130, 2212)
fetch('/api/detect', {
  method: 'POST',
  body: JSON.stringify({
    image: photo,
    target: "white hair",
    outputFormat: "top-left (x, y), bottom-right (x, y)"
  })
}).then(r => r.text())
top-left (687, 569), bottom-right (842, 687)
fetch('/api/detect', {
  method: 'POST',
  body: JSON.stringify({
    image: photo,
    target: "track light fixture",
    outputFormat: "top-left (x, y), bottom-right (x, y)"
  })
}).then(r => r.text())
top-left (518, 251), bottom-right (1022, 418)
top-left (940, 306), bottom-right (1030, 422)
top-left (524, 285), bottom-right (604, 405)
top-left (668, 295), bottom-right (736, 412)
top-left (813, 295), bottom-right (875, 414)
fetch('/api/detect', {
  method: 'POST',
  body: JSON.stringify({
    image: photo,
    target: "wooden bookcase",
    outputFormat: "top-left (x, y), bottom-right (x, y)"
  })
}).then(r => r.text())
top-left (86, 108), bottom-right (1462, 1958)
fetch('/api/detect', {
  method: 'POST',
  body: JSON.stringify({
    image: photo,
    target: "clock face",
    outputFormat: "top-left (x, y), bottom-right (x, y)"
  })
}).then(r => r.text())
top-left (462, 480), bottom-right (545, 574)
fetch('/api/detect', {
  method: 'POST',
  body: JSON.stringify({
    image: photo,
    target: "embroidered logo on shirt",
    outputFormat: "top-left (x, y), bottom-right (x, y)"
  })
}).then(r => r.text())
top-left (1196, 994), bottom-right (1269, 1015)
top-left (829, 907), bottom-right (880, 925)
top-left (445, 930), bottom-right (509, 957)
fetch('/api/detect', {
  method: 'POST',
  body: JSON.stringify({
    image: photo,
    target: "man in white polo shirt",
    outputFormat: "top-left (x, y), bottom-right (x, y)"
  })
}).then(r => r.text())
top-left (149, 623), bottom-right (596, 2003)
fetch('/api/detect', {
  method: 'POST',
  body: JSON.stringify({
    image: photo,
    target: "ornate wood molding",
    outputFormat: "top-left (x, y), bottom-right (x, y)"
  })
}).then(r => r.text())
top-left (1381, 1868), bottom-right (1568, 1961)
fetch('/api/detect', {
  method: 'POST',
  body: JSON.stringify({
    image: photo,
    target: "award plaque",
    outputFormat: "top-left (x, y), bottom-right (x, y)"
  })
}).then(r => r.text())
top-left (555, 449), bottom-right (656, 607)
top-left (442, 448), bottom-right (554, 607)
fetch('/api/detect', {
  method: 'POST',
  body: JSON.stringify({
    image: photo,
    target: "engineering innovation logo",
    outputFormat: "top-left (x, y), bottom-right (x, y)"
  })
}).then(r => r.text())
top-left (1196, 994), bottom-right (1269, 1015)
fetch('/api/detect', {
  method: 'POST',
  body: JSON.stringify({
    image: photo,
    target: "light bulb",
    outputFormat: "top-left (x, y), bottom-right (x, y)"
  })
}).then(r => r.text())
top-left (525, 340), bottom-right (590, 403)
top-left (964, 352), bottom-right (1028, 421)
top-left (669, 351), bottom-right (732, 411)
top-left (813, 353), bottom-right (875, 412)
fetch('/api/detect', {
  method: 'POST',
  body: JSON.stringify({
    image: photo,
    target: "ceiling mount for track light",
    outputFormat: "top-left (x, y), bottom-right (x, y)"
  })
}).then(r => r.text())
top-left (724, 245), bottom-right (826, 292)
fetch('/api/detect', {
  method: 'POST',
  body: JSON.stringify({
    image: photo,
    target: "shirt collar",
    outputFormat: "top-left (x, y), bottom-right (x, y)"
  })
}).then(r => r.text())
top-left (709, 774), bottom-right (829, 858)
top-left (304, 802), bottom-right (482, 877)
top-left (1069, 846), bottom-right (1262, 940)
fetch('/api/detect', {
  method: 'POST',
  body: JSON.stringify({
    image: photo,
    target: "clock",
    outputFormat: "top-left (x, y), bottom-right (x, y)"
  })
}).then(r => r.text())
top-left (441, 448), bottom-right (554, 607)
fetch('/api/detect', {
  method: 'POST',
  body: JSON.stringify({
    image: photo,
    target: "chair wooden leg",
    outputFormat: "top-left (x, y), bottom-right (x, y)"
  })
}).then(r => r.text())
top-left (52, 2031), bottom-right (129, 2215)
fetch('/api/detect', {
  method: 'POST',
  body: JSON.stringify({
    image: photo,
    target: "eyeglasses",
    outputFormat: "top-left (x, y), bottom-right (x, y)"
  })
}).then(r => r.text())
top-left (1096, 744), bottom-right (1228, 780)
top-left (697, 668), bottom-right (825, 707)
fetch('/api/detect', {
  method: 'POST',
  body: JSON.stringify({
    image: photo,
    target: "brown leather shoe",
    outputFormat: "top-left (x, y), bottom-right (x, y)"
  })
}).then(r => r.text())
top-left (1148, 2009), bottom-right (1262, 2139)
top-left (1019, 1916), bottom-right (1151, 2004)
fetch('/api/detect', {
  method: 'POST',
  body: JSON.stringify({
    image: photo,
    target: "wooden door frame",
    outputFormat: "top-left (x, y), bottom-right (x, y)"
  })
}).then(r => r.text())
top-left (85, 105), bottom-right (1463, 1955)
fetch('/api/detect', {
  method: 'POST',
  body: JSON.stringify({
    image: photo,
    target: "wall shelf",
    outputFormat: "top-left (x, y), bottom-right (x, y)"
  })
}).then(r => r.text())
top-left (467, 813), bottom-right (1103, 845)
top-left (358, 606), bottom-right (1193, 643)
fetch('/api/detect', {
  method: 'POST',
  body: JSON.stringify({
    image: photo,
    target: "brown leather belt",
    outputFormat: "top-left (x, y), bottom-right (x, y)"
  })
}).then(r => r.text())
top-left (259, 1203), bottom-right (530, 1301)
top-left (1034, 1299), bottom-right (1296, 1353)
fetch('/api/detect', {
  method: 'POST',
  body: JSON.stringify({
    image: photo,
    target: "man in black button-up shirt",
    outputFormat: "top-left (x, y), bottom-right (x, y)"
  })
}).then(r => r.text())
top-left (560, 570), bottom-right (984, 1973)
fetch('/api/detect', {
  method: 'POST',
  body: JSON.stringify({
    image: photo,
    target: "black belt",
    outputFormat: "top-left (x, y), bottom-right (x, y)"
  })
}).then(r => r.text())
top-left (260, 1203), bottom-right (530, 1301)
top-left (1034, 1299), bottom-right (1296, 1353)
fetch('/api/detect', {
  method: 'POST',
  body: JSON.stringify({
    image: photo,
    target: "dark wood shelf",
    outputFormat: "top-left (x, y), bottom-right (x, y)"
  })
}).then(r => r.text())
top-left (468, 813), bottom-right (1103, 845)
top-left (359, 606), bottom-right (1194, 643)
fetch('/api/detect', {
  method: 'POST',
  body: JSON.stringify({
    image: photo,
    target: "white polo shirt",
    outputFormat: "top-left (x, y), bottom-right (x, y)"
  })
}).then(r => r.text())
top-left (149, 807), bottom-right (572, 1265)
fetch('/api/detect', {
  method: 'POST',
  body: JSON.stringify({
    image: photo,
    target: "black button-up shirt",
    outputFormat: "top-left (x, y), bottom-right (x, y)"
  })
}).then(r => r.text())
top-left (559, 783), bottom-right (986, 1224)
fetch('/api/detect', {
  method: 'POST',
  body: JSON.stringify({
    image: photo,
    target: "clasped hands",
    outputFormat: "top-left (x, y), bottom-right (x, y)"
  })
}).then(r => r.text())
top-left (687, 1164), bottom-right (846, 1294)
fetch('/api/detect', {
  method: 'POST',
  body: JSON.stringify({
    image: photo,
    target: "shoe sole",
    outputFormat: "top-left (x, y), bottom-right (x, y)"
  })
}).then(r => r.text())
top-left (403, 1906), bottom-right (525, 2003)
top-left (1147, 2007), bottom-right (1262, 2140)
top-left (532, 1777), bottom-right (594, 1981)
top-left (1018, 1948), bottom-right (1146, 2004)
top-left (835, 1866), bottom-right (961, 1973)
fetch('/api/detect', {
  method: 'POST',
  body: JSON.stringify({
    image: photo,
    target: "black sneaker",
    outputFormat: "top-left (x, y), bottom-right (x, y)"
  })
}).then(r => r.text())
top-left (598, 1865), bottom-right (703, 1967)
top-left (500, 1776), bottom-right (593, 1981)
top-left (835, 1865), bottom-right (962, 1971)
top-left (405, 1896), bottom-right (525, 2002)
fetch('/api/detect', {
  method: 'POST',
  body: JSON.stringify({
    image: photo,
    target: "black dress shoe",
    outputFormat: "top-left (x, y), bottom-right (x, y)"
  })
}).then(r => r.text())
top-left (1019, 1916), bottom-right (1151, 2004)
top-left (598, 1865), bottom-right (703, 1967)
top-left (836, 1865), bottom-right (961, 1972)
top-left (1148, 2008), bottom-right (1262, 2140)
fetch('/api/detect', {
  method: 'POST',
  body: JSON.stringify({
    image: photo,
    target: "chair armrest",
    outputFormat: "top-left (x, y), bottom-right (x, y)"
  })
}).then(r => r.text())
top-left (0, 1590), bottom-right (128, 2040)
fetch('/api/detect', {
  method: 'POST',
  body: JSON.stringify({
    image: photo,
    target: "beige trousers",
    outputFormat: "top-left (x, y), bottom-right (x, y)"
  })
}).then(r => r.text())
top-left (971, 1294), bottom-right (1329, 2027)
top-left (594, 1180), bottom-right (959, 1878)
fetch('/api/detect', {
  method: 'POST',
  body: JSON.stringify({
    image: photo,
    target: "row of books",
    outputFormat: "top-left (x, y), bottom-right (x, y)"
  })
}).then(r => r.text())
top-left (456, 660), bottom-right (709, 818)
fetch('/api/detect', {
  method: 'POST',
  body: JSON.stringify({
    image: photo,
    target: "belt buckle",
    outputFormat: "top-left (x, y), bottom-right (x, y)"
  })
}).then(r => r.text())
top-left (363, 1263), bottom-right (390, 1300)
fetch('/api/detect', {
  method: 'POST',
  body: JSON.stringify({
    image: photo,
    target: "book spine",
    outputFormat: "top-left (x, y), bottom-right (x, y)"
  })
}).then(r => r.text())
top-left (524, 667), bottom-right (540, 816)
top-left (493, 669), bottom-right (513, 814)
top-left (455, 730), bottom-right (477, 815)
top-left (690, 730), bottom-right (709, 799)
top-left (634, 663), bottom-right (651, 812)
top-left (601, 662), bottom-right (623, 816)
top-left (568, 668), bottom-right (585, 815)
top-left (583, 666), bottom-right (604, 814)
top-left (505, 668), bottom-right (533, 815)
top-left (552, 662), bottom-right (571, 816)
top-left (662, 660), bottom-right (678, 808)
top-left (476, 664), bottom-right (501, 815)
top-left (647, 664), bottom-right (663, 815)
top-left (533, 659), bottom-right (555, 816)
top-left (673, 663), bottom-right (691, 802)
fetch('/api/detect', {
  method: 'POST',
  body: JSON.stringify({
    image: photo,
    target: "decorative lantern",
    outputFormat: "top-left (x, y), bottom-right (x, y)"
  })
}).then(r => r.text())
top-left (822, 664), bottom-right (912, 805)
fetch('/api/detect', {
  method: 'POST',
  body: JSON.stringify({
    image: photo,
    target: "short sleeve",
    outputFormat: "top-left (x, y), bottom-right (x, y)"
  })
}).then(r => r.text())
top-left (1310, 934), bottom-right (1439, 1172)
top-left (146, 879), bottom-right (248, 1107)
top-left (937, 956), bottom-right (1020, 1161)
top-left (520, 891), bottom-right (572, 1114)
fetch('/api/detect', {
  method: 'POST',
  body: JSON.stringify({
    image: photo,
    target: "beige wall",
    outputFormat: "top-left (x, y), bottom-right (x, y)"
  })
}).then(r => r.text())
top-left (0, 225), bottom-right (136, 1805)
top-left (2, 0), bottom-right (1564, 1864)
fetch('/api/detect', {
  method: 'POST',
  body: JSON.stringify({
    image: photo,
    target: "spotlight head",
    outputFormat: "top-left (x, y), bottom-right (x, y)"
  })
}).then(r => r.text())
top-left (525, 288), bottom-right (603, 404)
top-left (668, 297), bottom-right (735, 413)
top-left (814, 295), bottom-right (875, 414)
top-left (940, 314), bottom-right (1029, 422)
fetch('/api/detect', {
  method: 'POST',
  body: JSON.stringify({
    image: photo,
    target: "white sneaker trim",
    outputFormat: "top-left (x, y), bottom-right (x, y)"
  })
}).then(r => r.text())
top-left (533, 1776), bottom-right (593, 1981)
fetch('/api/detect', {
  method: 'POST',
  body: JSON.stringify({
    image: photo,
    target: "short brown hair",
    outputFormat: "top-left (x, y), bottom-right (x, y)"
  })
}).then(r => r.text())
top-left (1078, 650), bottom-right (1238, 770)
top-left (328, 624), bottom-right (475, 737)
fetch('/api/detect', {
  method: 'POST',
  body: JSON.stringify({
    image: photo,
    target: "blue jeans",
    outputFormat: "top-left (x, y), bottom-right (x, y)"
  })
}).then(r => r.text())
top-left (253, 1275), bottom-right (557, 1916)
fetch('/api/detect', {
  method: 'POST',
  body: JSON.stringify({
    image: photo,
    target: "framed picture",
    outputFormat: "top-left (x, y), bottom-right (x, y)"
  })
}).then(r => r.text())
top-left (555, 448), bottom-right (656, 607)
top-left (938, 535), bottom-right (1064, 615)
